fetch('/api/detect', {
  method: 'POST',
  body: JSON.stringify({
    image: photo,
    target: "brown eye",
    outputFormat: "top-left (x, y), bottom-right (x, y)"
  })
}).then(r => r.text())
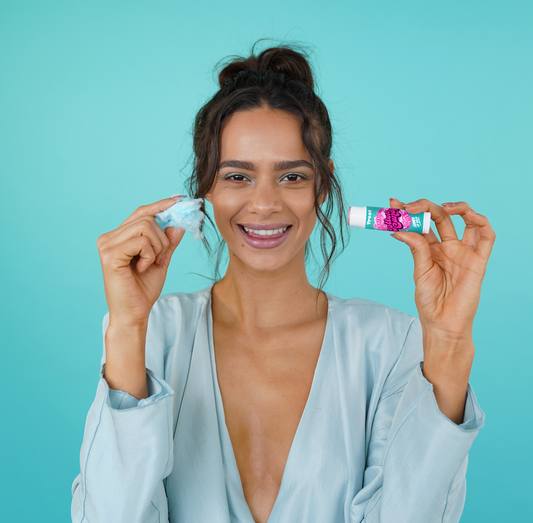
top-left (283, 173), bottom-right (305, 182)
top-left (225, 174), bottom-right (248, 182)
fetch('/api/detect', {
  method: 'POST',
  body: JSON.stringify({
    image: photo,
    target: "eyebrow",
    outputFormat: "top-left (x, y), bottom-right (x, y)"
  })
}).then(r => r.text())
top-left (217, 159), bottom-right (314, 171)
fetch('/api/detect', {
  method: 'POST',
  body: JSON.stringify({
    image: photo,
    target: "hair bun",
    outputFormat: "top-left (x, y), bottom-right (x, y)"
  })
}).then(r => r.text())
top-left (218, 46), bottom-right (315, 91)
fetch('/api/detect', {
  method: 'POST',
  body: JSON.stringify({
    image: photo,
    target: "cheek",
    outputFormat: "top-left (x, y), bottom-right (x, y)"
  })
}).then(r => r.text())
top-left (289, 193), bottom-right (317, 225)
top-left (210, 191), bottom-right (244, 231)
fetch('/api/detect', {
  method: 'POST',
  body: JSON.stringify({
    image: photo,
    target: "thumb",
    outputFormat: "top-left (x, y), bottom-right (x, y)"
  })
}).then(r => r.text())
top-left (391, 231), bottom-right (434, 279)
top-left (162, 227), bottom-right (186, 266)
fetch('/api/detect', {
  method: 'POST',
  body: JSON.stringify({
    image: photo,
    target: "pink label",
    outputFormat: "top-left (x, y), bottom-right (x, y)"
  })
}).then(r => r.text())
top-left (374, 208), bottom-right (412, 231)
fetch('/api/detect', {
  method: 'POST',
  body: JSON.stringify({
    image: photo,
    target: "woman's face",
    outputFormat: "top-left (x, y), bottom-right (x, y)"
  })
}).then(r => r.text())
top-left (206, 106), bottom-right (332, 274)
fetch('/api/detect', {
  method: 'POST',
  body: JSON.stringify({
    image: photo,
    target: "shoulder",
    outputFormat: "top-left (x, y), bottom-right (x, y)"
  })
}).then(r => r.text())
top-left (142, 284), bottom-right (213, 379)
top-left (325, 293), bottom-right (422, 378)
top-left (326, 292), bottom-right (418, 337)
top-left (146, 284), bottom-right (214, 349)
top-left (151, 284), bottom-right (212, 326)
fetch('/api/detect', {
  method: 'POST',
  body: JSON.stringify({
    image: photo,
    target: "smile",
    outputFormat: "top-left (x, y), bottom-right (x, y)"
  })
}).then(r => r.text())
top-left (237, 224), bottom-right (292, 249)
top-left (242, 226), bottom-right (289, 236)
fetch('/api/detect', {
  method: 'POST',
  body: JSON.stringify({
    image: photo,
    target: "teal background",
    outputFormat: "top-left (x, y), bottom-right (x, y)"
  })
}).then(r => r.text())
top-left (1, 1), bottom-right (531, 521)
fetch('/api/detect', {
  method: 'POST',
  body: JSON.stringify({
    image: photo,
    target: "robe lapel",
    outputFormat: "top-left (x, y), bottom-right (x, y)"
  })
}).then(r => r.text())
top-left (167, 294), bottom-right (231, 522)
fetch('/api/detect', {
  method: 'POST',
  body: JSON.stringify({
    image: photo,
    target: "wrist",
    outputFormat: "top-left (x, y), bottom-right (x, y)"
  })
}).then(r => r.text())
top-left (104, 322), bottom-right (148, 361)
top-left (422, 333), bottom-right (475, 376)
top-left (106, 318), bottom-right (148, 337)
top-left (108, 313), bottom-right (149, 333)
top-left (421, 335), bottom-right (474, 425)
top-left (421, 323), bottom-right (474, 352)
top-left (104, 323), bottom-right (149, 400)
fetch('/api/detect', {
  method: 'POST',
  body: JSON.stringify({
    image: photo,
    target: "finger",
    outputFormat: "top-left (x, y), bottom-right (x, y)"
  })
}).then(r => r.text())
top-left (391, 230), bottom-right (434, 279)
top-left (442, 202), bottom-right (496, 259)
top-left (388, 197), bottom-right (406, 209)
top-left (101, 218), bottom-right (168, 263)
top-left (404, 199), bottom-right (458, 242)
top-left (389, 198), bottom-right (439, 244)
top-left (120, 195), bottom-right (185, 227)
top-left (158, 227), bottom-right (186, 269)
top-left (462, 222), bottom-right (481, 250)
top-left (97, 195), bottom-right (186, 266)
top-left (142, 216), bottom-right (174, 265)
top-left (441, 202), bottom-right (480, 249)
top-left (101, 236), bottom-right (157, 274)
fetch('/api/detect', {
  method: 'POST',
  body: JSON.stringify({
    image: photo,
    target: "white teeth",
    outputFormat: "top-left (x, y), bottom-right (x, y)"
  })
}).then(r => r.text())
top-left (243, 226), bottom-right (288, 236)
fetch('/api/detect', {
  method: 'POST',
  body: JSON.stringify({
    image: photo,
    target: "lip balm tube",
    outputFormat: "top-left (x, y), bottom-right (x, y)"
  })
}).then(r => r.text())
top-left (348, 206), bottom-right (431, 234)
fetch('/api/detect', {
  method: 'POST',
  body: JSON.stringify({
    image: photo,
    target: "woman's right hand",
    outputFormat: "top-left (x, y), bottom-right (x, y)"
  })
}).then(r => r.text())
top-left (97, 196), bottom-right (186, 329)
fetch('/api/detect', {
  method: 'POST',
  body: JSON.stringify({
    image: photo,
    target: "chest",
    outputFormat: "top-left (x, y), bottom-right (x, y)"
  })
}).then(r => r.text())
top-left (212, 321), bottom-right (326, 523)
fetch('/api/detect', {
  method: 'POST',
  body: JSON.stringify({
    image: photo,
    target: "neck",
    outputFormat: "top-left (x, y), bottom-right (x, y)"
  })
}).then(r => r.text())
top-left (212, 248), bottom-right (325, 330)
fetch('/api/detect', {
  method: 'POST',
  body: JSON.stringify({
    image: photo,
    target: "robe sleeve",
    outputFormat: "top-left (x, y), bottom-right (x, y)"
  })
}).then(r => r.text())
top-left (71, 315), bottom-right (175, 523)
top-left (350, 318), bottom-right (485, 523)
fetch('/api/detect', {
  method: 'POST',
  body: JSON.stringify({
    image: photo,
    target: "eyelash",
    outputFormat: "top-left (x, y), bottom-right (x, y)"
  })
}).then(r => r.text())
top-left (224, 173), bottom-right (306, 182)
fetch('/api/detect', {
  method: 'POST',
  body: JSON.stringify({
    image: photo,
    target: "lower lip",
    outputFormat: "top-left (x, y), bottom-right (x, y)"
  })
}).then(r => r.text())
top-left (238, 225), bottom-right (292, 249)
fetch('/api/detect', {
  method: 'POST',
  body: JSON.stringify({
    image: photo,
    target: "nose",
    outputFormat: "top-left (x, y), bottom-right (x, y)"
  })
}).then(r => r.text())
top-left (246, 177), bottom-right (284, 217)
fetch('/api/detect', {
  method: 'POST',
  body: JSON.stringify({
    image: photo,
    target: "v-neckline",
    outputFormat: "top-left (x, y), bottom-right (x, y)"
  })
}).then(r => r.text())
top-left (205, 287), bottom-right (332, 523)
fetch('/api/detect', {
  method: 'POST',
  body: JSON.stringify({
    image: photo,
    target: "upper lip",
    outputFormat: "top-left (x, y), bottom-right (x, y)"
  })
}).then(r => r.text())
top-left (238, 223), bottom-right (292, 230)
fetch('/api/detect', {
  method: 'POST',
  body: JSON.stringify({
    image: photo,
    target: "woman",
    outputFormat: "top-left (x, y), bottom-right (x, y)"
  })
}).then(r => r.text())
top-left (71, 44), bottom-right (495, 523)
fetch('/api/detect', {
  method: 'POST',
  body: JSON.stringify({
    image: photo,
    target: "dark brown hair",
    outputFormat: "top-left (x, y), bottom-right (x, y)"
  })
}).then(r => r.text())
top-left (186, 41), bottom-right (347, 291)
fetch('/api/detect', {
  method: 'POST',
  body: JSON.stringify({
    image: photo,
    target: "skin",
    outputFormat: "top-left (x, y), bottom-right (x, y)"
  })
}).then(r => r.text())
top-left (389, 198), bottom-right (496, 425)
top-left (205, 107), bottom-right (330, 523)
top-left (96, 106), bottom-right (496, 523)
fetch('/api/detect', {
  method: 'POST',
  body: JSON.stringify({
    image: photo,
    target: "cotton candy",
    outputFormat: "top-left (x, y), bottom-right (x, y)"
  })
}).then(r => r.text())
top-left (155, 196), bottom-right (205, 240)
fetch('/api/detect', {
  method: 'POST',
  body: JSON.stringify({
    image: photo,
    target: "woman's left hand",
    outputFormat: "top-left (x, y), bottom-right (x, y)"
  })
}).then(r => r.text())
top-left (389, 198), bottom-right (496, 343)
top-left (389, 198), bottom-right (496, 424)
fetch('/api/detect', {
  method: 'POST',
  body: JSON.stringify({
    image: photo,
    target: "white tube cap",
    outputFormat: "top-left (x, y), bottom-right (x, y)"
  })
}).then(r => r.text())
top-left (347, 206), bottom-right (366, 228)
top-left (423, 212), bottom-right (431, 234)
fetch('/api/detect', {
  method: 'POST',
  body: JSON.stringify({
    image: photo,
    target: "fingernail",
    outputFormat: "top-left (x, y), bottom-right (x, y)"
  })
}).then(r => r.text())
top-left (404, 202), bottom-right (416, 208)
top-left (441, 202), bottom-right (456, 207)
top-left (171, 194), bottom-right (184, 200)
top-left (466, 206), bottom-right (476, 213)
top-left (391, 234), bottom-right (404, 242)
top-left (157, 254), bottom-right (166, 266)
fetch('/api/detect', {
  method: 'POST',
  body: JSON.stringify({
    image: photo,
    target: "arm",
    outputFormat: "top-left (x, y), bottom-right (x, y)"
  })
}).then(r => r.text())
top-left (422, 335), bottom-right (475, 425)
top-left (350, 319), bottom-right (484, 523)
top-left (71, 315), bottom-right (175, 523)
top-left (71, 198), bottom-right (186, 522)
top-left (102, 323), bottom-right (150, 400)
top-left (351, 198), bottom-right (493, 522)
top-left (389, 198), bottom-right (495, 423)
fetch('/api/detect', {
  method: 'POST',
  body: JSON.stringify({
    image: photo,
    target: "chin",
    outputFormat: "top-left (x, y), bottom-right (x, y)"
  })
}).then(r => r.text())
top-left (230, 245), bottom-right (304, 274)
top-left (238, 254), bottom-right (288, 272)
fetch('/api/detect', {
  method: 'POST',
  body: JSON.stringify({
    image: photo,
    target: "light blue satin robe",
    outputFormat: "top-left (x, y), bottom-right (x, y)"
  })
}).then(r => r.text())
top-left (71, 283), bottom-right (484, 523)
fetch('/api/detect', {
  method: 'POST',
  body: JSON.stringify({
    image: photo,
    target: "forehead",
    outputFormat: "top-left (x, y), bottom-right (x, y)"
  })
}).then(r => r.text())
top-left (219, 107), bottom-right (310, 163)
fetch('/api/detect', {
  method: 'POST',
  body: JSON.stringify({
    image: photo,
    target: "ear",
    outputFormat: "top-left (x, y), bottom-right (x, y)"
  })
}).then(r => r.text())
top-left (204, 177), bottom-right (217, 204)
top-left (318, 159), bottom-right (335, 206)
